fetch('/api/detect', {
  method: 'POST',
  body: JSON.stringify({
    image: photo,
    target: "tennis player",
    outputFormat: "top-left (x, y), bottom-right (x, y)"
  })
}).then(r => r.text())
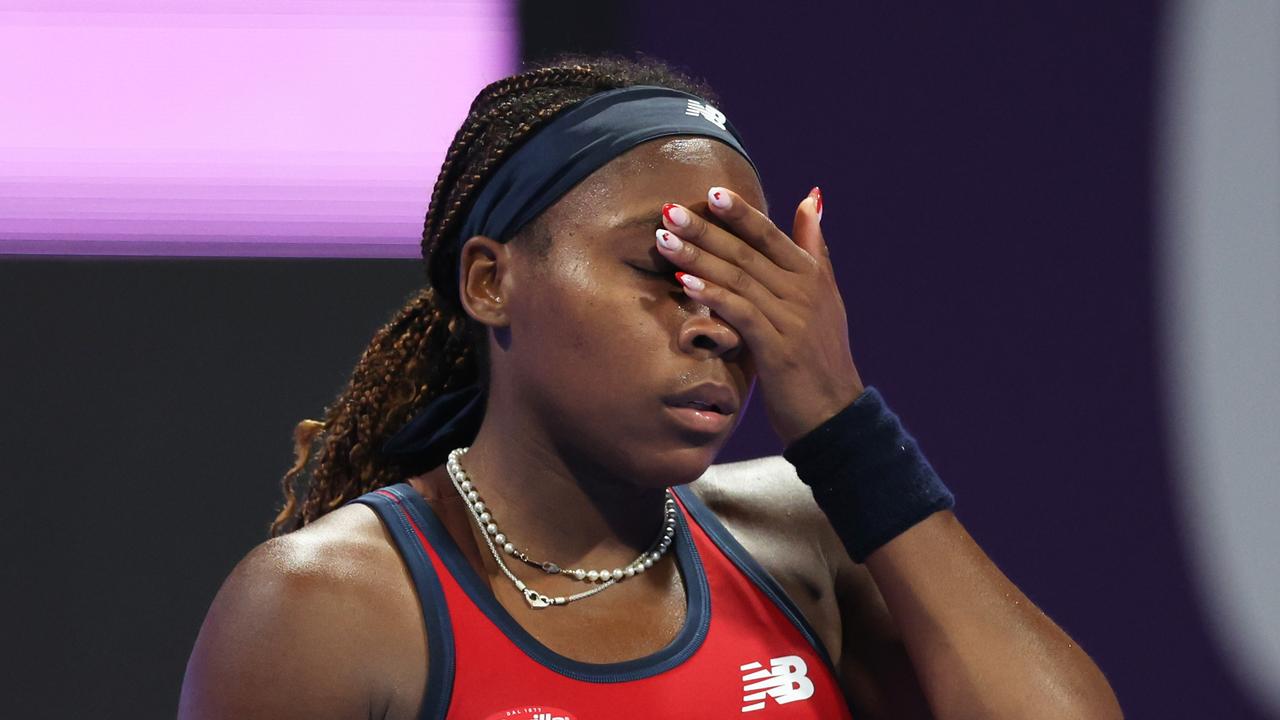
top-left (178, 56), bottom-right (1122, 719)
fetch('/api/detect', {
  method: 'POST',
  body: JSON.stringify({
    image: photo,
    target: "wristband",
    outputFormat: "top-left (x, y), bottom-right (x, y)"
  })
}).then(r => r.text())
top-left (782, 386), bottom-right (955, 562)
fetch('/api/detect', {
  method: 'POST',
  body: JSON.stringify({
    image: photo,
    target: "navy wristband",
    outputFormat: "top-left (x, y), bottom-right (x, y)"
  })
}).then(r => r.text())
top-left (782, 386), bottom-right (955, 563)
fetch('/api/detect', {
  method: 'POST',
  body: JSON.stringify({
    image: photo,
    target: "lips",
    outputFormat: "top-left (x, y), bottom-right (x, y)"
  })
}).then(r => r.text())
top-left (664, 404), bottom-right (734, 435)
top-left (662, 383), bottom-right (740, 416)
top-left (679, 399), bottom-right (723, 413)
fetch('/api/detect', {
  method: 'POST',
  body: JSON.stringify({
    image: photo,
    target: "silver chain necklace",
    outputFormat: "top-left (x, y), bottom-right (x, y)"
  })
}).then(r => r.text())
top-left (445, 446), bottom-right (677, 609)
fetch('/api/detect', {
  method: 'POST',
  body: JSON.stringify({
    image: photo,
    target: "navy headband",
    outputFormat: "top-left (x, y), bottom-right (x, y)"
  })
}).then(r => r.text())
top-left (384, 84), bottom-right (758, 474)
top-left (455, 84), bottom-right (759, 247)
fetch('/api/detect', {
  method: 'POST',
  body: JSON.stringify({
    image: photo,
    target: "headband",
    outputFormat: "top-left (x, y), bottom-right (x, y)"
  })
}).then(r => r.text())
top-left (383, 84), bottom-right (758, 474)
top-left (456, 84), bottom-right (759, 247)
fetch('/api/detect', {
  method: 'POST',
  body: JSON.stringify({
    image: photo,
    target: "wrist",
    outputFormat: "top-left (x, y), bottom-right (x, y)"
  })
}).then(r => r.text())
top-left (783, 385), bottom-right (955, 563)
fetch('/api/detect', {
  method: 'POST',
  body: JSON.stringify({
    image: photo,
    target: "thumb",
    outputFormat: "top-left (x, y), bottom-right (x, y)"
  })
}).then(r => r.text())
top-left (791, 186), bottom-right (830, 268)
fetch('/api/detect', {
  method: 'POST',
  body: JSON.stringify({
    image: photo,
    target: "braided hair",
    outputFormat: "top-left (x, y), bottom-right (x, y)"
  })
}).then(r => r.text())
top-left (269, 54), bottom-right (721, 536)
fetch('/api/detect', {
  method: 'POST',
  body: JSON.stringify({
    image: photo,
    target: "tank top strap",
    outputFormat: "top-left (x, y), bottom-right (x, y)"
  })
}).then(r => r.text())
top-left (346, 486), bottom-right (455, 718)
top-left (669, 484), bottom-right (837, 673)
top-left (367, 483), bottom-right (714, 683)
top-left (349, 482), bottom-right (853, 719)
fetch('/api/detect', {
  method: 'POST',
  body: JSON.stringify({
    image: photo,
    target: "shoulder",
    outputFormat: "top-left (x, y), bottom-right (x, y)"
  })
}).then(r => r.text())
top-left (693, 455), bottom-right (824, 522)
top-left (695, 458), bottom-right (930, 719)
top-left (691, 454), bottom-right (838, 565)
top-left (688, 455), bottom-right (847, 642)
top-left (178, 502), bottom-right (427, 719)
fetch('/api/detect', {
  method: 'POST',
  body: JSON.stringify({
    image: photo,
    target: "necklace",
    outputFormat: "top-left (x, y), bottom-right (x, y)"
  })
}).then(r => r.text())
top-left (445, 446), bottom-right (678, 609)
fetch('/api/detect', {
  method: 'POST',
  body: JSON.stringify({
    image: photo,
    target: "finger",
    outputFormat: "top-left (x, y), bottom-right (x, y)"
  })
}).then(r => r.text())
top-left (655, 228), bottom-right (789, 325)
top-left (791, 186), bottom-right (833, 272)
top-left (674, 270), bottom-right (793, 343)
top-left (660, 202), bottom-right (791, 292)
top-left (703, 187), bottom-right (817, 274)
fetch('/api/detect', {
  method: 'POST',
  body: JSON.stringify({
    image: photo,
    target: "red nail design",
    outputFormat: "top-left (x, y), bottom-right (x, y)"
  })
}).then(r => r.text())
top-left (675, 272), bottom-right (705, 291)
top-left (662, 202), bottom-right (678, 224)
top-left (810, 186), bottom-right (823, 219)
top-left (708, 187), bottom-right (732, 210)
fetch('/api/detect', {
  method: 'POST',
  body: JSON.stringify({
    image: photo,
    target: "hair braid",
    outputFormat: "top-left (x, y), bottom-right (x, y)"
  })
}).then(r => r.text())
top-left (269, 53), bottom-right (721, 536)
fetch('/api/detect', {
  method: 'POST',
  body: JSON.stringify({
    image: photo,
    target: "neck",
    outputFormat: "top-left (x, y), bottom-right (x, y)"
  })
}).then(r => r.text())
top-left (437, 404), bottom-right (673, 572)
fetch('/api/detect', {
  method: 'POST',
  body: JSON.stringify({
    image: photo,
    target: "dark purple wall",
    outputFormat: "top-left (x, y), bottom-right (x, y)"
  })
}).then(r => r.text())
top-left (622, 4), bottom-right (1266, 717)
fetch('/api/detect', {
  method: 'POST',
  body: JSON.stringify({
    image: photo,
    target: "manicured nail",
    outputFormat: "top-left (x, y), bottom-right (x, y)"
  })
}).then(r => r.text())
top-left (662, 202), bottom-right (690, 227)
top-left (810, 186), bottom-right (823, 222)
top-left (708, 187), bottom-right (732, 210)
top-left (675, 271), bottom-right (705, 291)
top-left (656, 228), bottom-right (683, 251)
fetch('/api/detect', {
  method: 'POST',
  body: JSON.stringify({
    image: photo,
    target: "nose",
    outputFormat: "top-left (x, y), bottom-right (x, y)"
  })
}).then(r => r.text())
top-left (677, 308), bottom-right (744, 361)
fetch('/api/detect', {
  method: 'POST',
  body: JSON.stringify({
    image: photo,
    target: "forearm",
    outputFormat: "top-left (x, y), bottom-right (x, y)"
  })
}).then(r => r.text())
top-left (865, 510), bottom-right (1121, 720)
top-left (785, 386), bottom-right (1121, 719)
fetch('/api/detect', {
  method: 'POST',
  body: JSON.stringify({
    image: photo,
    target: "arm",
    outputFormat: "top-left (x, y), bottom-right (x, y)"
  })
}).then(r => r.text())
top-left (653, 184), bottom-right (1120, 717)
top-left (861, 509), bottom-right (1120, 720)
top-left (828, 550), bottom-right (934, 719)
top-left (177, 532), bottom-right (400, 719)
top-left (791, 389), bottom-right (1123, 720)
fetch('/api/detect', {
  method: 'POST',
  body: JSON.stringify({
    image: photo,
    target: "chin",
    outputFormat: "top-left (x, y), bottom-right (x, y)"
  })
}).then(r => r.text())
top-left (574, 408), bottom-right (734, 489)
top-left (643, 441), bottom-right (725, 488)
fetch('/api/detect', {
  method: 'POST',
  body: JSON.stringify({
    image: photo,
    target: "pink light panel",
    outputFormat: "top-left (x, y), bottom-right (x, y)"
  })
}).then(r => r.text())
top-left (0, 1), bottom-right (518, 257)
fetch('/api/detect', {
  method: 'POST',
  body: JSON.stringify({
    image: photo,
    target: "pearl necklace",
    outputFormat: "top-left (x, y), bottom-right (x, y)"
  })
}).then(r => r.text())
top-left (445, 446), bottom-right (678, 609)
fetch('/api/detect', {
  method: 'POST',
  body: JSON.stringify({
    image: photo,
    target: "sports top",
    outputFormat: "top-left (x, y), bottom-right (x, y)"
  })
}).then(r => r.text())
top-left (349, 482), bottom-right (854, 719)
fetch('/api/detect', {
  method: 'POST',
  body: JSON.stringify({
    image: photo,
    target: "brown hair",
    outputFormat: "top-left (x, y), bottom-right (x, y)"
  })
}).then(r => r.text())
top-left (269, 54), bottom-right (720, 536)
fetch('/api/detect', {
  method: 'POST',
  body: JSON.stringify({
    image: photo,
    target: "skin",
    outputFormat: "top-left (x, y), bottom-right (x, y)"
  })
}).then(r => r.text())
top-left (179, 138), bottom-right (1123, 719)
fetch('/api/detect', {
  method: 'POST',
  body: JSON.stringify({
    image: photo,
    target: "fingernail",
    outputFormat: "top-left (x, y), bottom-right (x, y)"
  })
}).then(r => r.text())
top-left (708, 187), bottom-right (732, 210)
top-left (675, 271), bottom-right (705, 291)
top-left (662, 202), bottom-right (690, 227)
top-left (656, 228), bottom-right (683, 251)
top-left (810, 186), bottom-right (823, 222)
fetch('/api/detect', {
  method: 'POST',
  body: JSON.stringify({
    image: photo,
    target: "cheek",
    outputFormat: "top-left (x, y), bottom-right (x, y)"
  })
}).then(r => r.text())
top-left (529, 272), bottom-right (669, 384)
top-left (553, 251), bottom-right (596, 294)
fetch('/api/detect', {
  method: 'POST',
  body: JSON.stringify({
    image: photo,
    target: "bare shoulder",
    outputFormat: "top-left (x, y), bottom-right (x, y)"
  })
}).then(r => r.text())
top-left (687, 456), bottom-right (848, 653)
top-left (692, 454), bottom-right (884, 610)
top-left (247, 501), bottom-right (400, 581)
top-left (688, 454), bottom-right (850, 580)
top-left (693, 458), bottom-right (927, 718)
top-left (178, 503), bottom-right (427, 720)
top-left (692, 454), bottom-right (828, 527)
top-left (689, 454), bottom-right (866, 580)
top-left (690, 456), bottom-right (844, 575)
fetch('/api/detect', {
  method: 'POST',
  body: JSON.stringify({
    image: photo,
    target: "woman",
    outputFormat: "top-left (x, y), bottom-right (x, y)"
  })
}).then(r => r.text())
top-left (179, 56), bottom-right (1122, 719)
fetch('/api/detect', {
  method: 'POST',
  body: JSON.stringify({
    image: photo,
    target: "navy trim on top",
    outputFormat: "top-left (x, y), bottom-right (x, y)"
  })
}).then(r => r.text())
top-left (384, 482), bottom-right (712, 684)
top-left (348, 490), bottom-right (454, 720)
top-left (671, 484), bottom-right (838, 673)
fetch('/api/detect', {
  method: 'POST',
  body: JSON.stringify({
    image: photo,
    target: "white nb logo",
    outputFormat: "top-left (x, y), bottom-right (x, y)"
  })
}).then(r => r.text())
top-left (686, 99), bottom-right (728, 130)
top-left (739, 655), bottom-right (816, 712)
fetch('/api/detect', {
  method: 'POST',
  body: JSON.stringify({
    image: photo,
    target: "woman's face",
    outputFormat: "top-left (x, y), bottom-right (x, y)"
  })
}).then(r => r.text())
top-left (471, 136), bottom-right (766, 488)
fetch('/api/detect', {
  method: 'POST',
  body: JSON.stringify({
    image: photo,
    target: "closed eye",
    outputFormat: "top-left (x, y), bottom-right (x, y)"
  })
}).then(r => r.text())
top-left (629, 263), bottom-right (678, 280)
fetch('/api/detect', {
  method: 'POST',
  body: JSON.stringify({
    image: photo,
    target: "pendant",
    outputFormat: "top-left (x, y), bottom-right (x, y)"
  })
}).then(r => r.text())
top-left (523, 587), bottom-right (552, 608)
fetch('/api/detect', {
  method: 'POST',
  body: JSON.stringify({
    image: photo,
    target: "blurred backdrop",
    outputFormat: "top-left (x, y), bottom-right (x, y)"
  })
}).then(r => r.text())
top-left (2, 1), bottom-right (1277, 717)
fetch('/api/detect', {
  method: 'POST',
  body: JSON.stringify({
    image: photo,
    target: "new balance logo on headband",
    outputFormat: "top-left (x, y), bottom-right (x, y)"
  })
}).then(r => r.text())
top-left (739, 655), bottom-right (815, 712)
top-left (686, 99), bottom-right (727, 130)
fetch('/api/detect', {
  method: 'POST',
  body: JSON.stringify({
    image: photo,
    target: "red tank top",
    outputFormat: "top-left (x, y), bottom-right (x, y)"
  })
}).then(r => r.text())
top-left (351, 483), bottom-right (853, 719)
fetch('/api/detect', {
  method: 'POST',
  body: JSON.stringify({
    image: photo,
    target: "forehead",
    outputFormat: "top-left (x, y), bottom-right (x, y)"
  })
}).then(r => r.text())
top-left (537, 136), bottom-right (766, 245)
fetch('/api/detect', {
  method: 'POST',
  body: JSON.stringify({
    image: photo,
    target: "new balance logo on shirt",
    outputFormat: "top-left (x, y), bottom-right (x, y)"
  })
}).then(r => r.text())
top-left (685, 99), bottom-right (728, 130)
top-left (740, 655), bottom-right (816, 713)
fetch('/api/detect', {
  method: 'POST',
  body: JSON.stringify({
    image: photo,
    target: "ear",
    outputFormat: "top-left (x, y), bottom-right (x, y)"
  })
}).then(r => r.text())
top-left (457, 235), bottom-right (512, 328)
